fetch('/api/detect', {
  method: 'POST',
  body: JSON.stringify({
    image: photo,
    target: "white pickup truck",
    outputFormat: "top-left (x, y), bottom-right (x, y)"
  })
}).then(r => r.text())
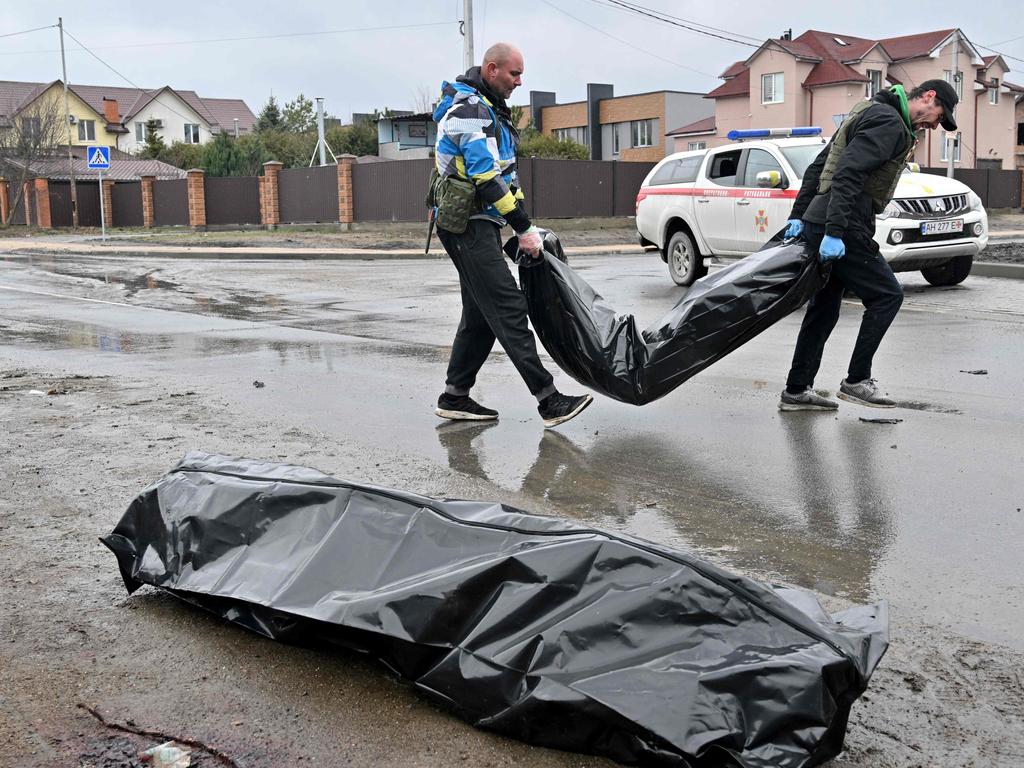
top-left (636, 132), bottom-right (988, 286)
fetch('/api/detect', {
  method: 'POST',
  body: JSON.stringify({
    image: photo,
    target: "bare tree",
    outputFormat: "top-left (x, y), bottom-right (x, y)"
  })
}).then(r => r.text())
top-left (411, 84), bottom-right (437, 115)
top-left (0, 98), bottom-right (66, 225)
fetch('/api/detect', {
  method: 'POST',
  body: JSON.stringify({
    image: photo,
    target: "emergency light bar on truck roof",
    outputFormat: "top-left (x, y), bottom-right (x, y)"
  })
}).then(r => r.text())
top-left (727, 127), bottom-right (823, 141)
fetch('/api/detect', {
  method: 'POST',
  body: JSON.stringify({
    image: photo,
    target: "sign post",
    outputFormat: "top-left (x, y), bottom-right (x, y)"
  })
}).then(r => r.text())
top-left (87, 145), bottom-right (111, 241)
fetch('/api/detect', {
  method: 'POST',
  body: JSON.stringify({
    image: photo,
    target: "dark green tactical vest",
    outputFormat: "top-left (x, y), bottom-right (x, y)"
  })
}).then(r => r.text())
top-left (816, 100), bottom-right (915, 214)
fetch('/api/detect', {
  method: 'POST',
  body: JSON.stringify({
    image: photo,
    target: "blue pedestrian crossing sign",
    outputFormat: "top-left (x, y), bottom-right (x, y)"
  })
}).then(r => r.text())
top-left (86, 145), bottom-right (110, 169)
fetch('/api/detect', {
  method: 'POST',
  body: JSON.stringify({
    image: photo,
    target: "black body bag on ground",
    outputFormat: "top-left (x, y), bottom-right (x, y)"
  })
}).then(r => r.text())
top-left (505, 232), bottom-right (826, 405)
top-left (103, 453), bottom-right (888, 768)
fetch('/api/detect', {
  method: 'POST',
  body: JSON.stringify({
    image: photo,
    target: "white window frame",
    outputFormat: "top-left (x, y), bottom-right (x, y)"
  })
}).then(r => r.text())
top-left (687, 141), bottom-right (707, 151)
top-left (943, 69), bottom-right (963, 99)
top-left (184, 123), bottom-right (201, 144)
top-left (989, 78), bottom-right (1000, 105)
top-left (866, 69), bottom-right (882, 98)
top-left (631, 119), bottom-right (653, 148)
top-left (940, 131), bottom-right (961, 162)
top-left (135, 122), bottom-right (147, 142)
top-left (612, 125), bottom-right (620, 155)
top-left (77, 119), bottom-right (96, 141)
top-left (762, 72), bottom-right (784, 104)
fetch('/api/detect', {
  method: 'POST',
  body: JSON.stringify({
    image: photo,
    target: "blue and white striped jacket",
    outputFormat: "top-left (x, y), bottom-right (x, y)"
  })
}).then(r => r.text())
top-left (432, 69), bottom-right (531, 232)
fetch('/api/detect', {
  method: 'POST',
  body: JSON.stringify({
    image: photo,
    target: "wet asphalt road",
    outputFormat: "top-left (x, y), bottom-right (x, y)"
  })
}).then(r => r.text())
top-left (1, 249), bottom-right (1022, 654)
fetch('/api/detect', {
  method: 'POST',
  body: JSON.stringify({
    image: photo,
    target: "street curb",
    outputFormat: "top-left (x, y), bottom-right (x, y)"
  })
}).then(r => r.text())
top-left (971, 262), bottom-right (1024, 279)
top-left (1, 243), bottom-right (646, 261)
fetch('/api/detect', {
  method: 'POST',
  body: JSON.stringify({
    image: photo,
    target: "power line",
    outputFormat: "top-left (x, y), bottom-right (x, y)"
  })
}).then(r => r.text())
top-left (585, 0), bottom-right (760, 45)
top-left (974, 42), bottom-right (1024, 66)
top-left (0, 23), bottom-right (58, 39)
top-left (0, 21), bottom-right (455, 57)
top-left (61, 27), bottom-right (213, 132)
top-left (536, 0), bottom-right (719, 79)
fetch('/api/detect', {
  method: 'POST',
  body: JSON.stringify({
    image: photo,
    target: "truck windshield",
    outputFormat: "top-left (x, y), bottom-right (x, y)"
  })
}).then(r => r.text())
top-left (781, 145), bottom-right (825, 178)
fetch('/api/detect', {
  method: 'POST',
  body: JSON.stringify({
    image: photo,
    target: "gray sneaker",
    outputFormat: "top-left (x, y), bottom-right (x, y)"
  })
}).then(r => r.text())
top-left (837, 378), bottom-right (896, 408)
top-left (778, 388), bottom-right (839, 412)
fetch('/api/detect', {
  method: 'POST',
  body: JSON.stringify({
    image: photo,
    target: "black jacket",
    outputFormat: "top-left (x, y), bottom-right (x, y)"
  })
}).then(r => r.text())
top-left (792, 90), bottom-right (913, 239)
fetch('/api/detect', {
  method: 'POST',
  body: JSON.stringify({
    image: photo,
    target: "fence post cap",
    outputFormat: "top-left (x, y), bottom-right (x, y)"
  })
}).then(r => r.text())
top-left (186, 168), bottom-right (205, 174)
top-left (262, 160), bottom-right (284, 167)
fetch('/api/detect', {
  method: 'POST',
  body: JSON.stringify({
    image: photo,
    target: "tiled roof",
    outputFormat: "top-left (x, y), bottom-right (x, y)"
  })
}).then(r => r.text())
top-left (795, 31), bottom-right (882, 63)
top-left (0, 80), bottom-right (54, 120)
top-left (720, 61), bottom-right (747, 79)
top-left (878, 29), bottom-right (955, 61)
top-left (2, 153), bottom-right (186, 181)
top-left (802, 60), bottom-right (869, 88)
top-left (706, 68), bottom-right (750, 98)
top-left (666, 115), bottom-right (715, 136)
top-left (201, 98), bottom-right (257, 133)
top-left (771, 39), bottom-right (822, 61)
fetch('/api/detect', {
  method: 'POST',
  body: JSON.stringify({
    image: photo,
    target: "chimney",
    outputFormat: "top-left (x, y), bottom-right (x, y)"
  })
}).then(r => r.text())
top-left (103, 97), bottom-right (119, 124)
top-left (781, 29), bottom-right (792, 41)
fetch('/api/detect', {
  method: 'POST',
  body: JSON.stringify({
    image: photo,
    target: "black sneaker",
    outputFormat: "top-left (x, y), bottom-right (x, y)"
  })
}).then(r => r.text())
top-left (538, 392), bottom-right (593, 428)
top-left (435, 393), bottom-right (498, 421)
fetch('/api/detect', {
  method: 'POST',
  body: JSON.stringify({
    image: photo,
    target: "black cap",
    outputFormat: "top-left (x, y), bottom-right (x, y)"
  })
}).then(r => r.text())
top-left (918, 78), bottom-right (958, 131)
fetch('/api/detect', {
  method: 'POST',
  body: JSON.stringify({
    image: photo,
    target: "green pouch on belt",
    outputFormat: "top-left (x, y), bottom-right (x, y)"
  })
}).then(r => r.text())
top-left (434, 175), bottom-right (477, 234)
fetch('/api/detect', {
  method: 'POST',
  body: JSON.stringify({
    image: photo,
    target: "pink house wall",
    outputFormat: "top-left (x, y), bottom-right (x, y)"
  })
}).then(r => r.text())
top-left (746, 47), bottom-right (813, 128)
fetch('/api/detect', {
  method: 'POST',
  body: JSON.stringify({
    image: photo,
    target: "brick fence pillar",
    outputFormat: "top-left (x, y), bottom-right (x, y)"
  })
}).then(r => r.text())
top-left (0, 179), bottom-right (9, 225)
top-left (33, 178), bottom-right (52, 228)
top-left (140, 175), bottom-right (155, 228)
top-left (101, 178), bottom-right (114, 228)
top-left (337, 154), bottom-right (356, 227)
top-left (261, 161), bottom-right (282, 228)
top-left (186, 168), bottom-right (206, 229)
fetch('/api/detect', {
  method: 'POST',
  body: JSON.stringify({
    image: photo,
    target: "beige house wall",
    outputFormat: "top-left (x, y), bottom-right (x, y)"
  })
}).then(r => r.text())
top-left (974, 61), bottom-right (1016, 170)
top-left (540, 102), bottom-right (587, 132)
top-left (709, 96), bottom-right (752, 148)
top-left (809, 84), bottom-right (859, 136)
top-left (1016, 97), bottom-right (1024, 170)
top-left (746, 48), bottom-right (812, 128)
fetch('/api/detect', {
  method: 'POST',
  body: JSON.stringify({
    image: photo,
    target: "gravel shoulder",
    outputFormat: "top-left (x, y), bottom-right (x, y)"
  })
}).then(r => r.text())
top-left (2, 367), bottom-right (1022, 767)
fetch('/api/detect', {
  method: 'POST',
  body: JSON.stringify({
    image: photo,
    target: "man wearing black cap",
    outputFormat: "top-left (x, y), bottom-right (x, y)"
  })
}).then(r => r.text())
top-left (778, 79), bottom-right (958, 411)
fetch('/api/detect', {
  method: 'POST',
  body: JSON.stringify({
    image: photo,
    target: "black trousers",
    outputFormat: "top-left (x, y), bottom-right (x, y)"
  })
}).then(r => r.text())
top-left (438, 219), bottom-right (556, 400)
top-left (786, 221), bottom-right (904, 392)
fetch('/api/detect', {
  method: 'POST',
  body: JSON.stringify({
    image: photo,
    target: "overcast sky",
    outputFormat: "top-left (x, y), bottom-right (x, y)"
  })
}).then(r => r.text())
top-left (2, 1), bottom-right (1020, 121)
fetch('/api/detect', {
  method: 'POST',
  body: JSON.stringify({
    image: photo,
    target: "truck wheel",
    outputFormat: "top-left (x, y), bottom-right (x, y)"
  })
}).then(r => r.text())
top-left (666, 231), bottom-right (707, 286)
top-left (921, 254), bottom-right (973, 286)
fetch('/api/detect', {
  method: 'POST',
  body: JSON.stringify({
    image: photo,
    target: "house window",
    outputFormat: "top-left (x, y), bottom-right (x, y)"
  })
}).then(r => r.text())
top-left (866, 69), bottom-right (883, 98)
top-left (1018, 122), bottom-right (1024, 145)
top-left (989, 78), bottom-right (1000, 105)
top-left (631, 119), bottom-right (653, 148)
top-left (762, 72), bottom-right (784, 104)
top-left (943, 69), bottom-right (963, 99)
top-left (184, 123), bottom-right (201, 144)
top-left (687, 141), bottom-right (707, 151)
top-left (20, 116), bottom-right (41, 141)
top-left (554, 126), bottom-right (588, 145)
top-left (135, 122), bottom-right (147, 142)
top-left (77, 119), bottom-right (96, 141)
top-left (940, 131), bottom-right (961, 162)
top-left (612, 125), bottom-right (620, 155)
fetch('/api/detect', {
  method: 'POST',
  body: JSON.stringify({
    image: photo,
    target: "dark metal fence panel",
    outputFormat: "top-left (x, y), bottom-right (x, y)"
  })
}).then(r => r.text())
top-left (112, 182), bottom-right (144, 227)
top-left (987, 170), bottom-right (1021, 209)
top-left (76, 182), bottom-right (102, 227)
top-left (921, 168), bottom-right (989, 205)
top-left (24, 185), bottom-right (36, 225)
top-left (9, 187), bottom-right (27, 225)
top-left (532, 159), bottom-right (614, 218)
top-left (279, 166), bottom-right (339, 223)
top-left (353, 159), bottom-right (433, 222)
top-left (153, 179), bottom-right (189, 226)
top-left (205, 176), bottom-right (260, 225)
top-left (48, 182), bottom-right (73, 226)
top-left (613, 162), bottom-right (656, 216)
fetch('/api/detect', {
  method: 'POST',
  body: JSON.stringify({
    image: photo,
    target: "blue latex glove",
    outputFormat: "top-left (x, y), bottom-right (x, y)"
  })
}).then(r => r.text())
top-left (784, 219), bottom-right (803, 239)
top-left (819, 235), bottom-right (846, 262)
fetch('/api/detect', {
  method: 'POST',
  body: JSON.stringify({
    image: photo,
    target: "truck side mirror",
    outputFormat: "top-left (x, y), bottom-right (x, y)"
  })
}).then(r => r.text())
top-left (756, 170), bottom-right (784, 189)
top-left (905, 162), bottom-right (921, 173)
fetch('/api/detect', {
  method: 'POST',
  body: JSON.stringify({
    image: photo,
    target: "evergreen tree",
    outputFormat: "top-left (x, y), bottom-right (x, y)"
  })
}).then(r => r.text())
top-left (283, 93), bottom-right (315, 133)
top-left (139, 117), bottom-right (167, 159)
top-left (255, 95), bottom-right (283, 132)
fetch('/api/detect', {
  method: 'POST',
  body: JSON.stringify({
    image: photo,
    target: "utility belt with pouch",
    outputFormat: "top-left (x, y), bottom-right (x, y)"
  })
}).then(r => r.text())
top-left (426, 167), bottom-right (478, 235)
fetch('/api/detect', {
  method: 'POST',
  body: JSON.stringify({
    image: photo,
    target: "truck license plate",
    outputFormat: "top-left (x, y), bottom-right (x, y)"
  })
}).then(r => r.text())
top-left (921, 219), bottom-right (963, 235)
